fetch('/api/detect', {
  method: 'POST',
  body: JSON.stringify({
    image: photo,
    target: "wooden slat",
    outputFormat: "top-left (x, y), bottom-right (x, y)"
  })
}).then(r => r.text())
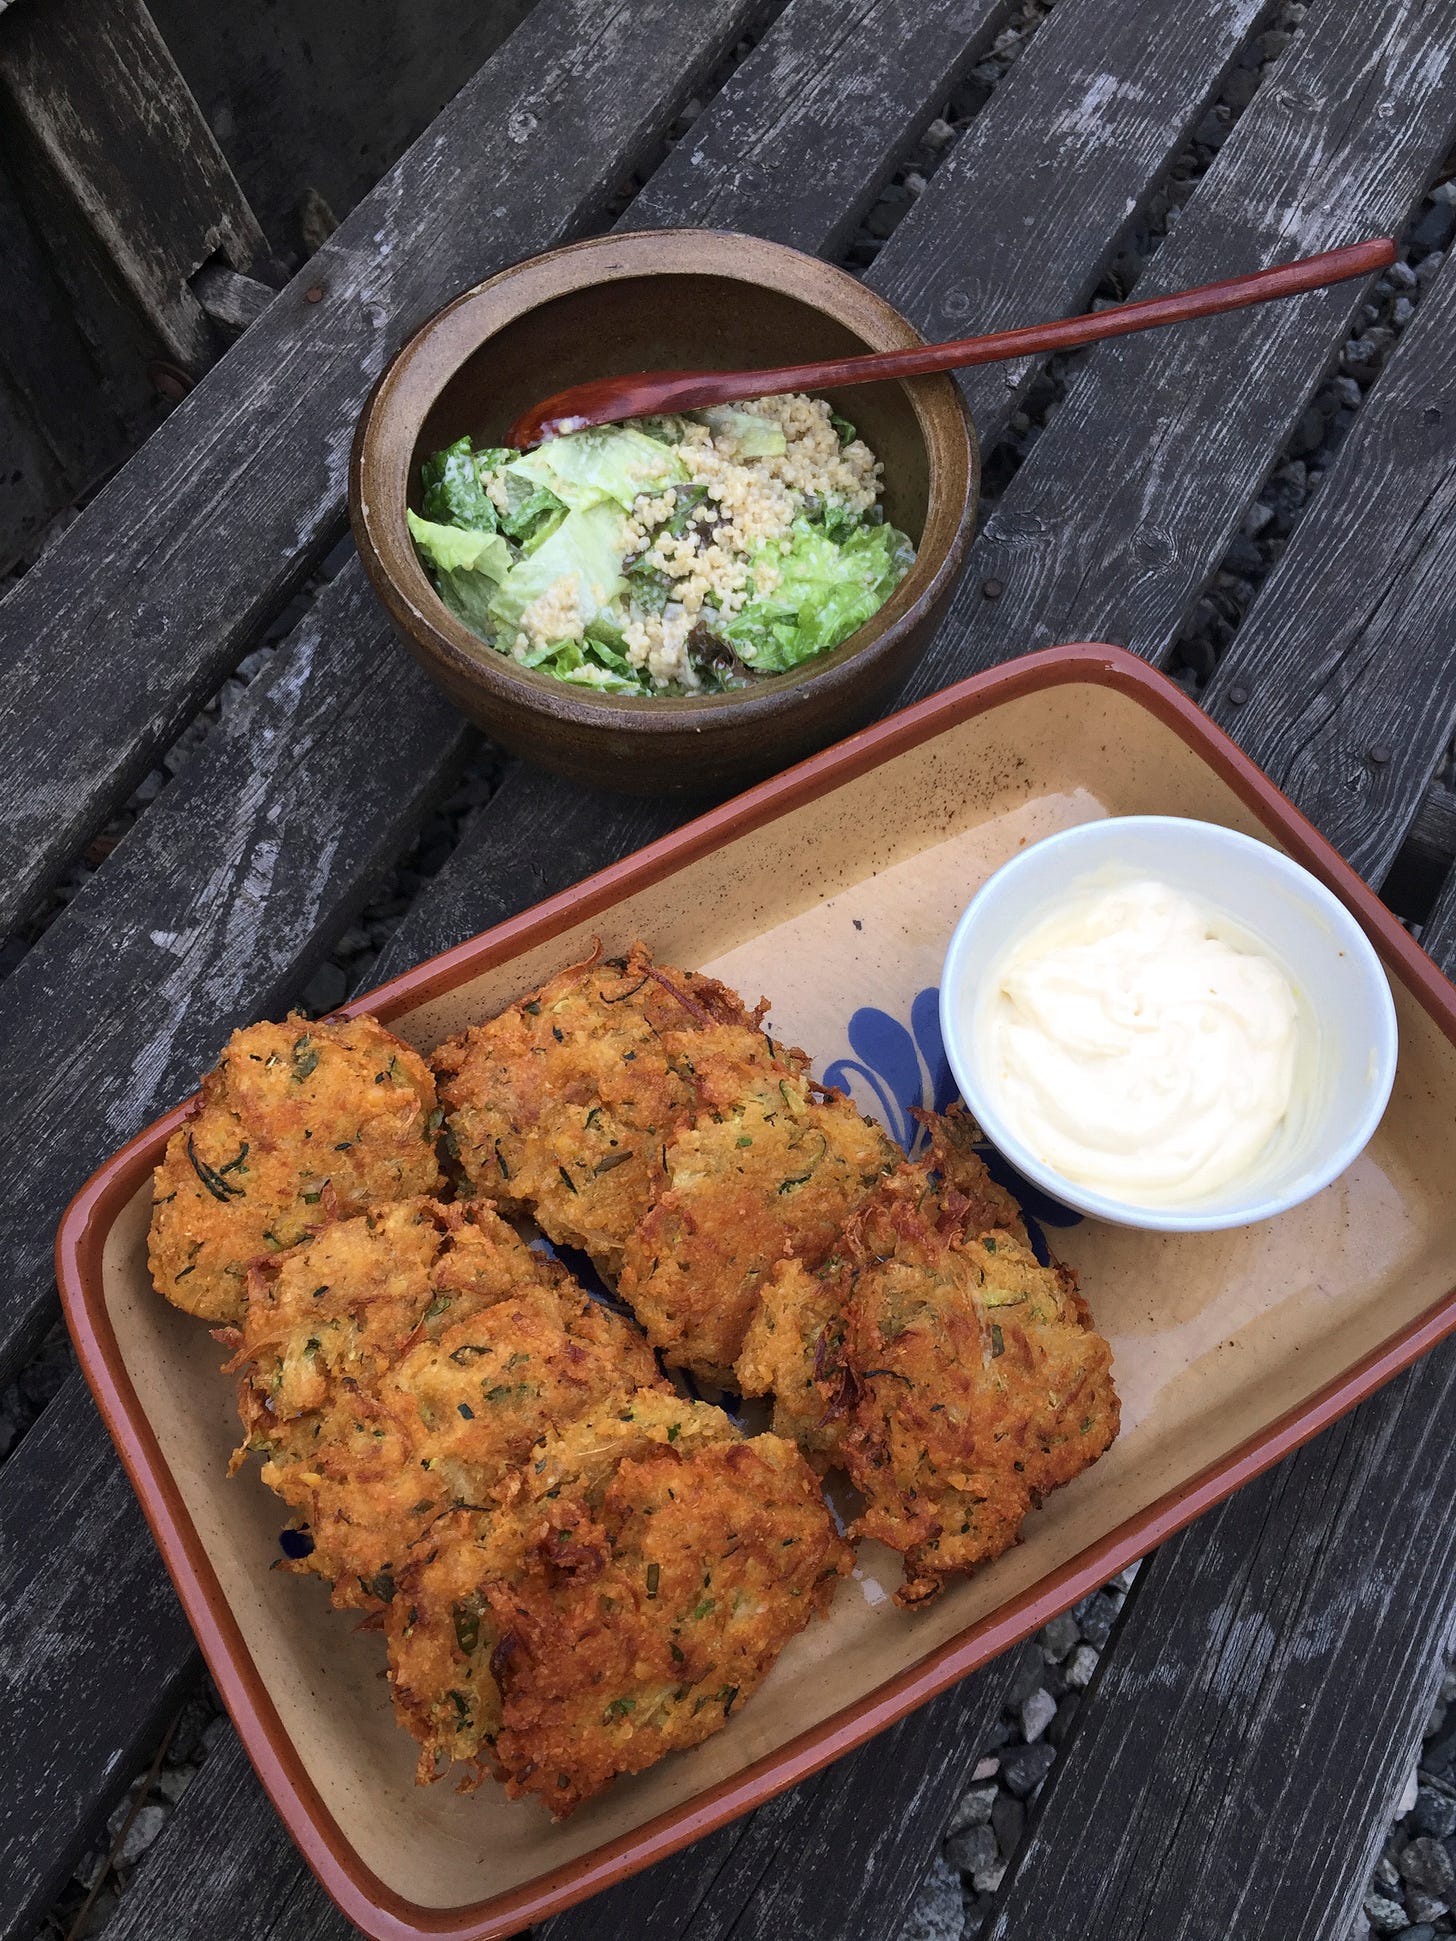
top-left (0, 564), bottom-right (468, 1384)
top-left (864, 0), bottom-right (1272, 444)
top-left (146, 0), bottom-right (537, 251)
top-left (0, 0), bottom-right (267, 368)
top-left (96, 1735), bottom-right (357, 1941)
top-left (895, 0), bottom-right (1456, 708)
top-left (0, 0), bottom-right (775, 939)
top-left (0, 153), bottom-right (127, 572)
top-left (1422, 858), bottom-right (1456, 972)
top-left (627, 0), bottom-right (1015, 252)
top-left (984, 1336), bottom-right (1456, 1941)
top-left (371, 0), bottom-right (1276, 986)
top-left (0, 1381), bottom-right (197, 1941)
top-left (1199, 255), bottom-right (1456, 882)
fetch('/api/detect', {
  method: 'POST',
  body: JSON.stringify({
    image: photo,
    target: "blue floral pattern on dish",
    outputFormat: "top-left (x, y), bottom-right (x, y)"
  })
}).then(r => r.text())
top-left (823, 985), bottom-right (1080, 1264)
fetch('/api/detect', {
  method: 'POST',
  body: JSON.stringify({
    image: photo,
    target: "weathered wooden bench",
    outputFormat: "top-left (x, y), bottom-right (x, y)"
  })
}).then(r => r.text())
top-left (2, 1), bottom-right (1455, 1937)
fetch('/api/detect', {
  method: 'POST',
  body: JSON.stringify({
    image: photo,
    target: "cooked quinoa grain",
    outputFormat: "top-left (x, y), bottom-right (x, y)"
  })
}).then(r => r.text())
top-left (408, 396), bottom-right (914, 696)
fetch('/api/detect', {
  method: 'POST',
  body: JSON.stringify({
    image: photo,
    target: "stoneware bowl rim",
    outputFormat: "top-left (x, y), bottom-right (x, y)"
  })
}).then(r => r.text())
top-left (348, 226), bottom-right (977, 746)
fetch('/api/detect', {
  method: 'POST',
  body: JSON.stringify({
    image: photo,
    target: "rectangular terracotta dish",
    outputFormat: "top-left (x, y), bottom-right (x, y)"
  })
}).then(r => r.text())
top-left (57, 643), bottom-right (1456, 1941)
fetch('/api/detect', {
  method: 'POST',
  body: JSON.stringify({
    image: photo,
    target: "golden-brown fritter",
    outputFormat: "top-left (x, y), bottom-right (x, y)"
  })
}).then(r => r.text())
top-left (431, 944), bottom-right (763, 1278)
top-left (149, 1013), bottom-right (443, 1324)
top-left (433, 941), bottom-right (896, 1382)
top-left (220, 1198), bottom-right (662, 1610)
top-left (738, 1111), bottom-right (1118, 1607)
top-left (385, 1390), bottom-right (851, 1814)
top-left (737, 1108), bottom-right (1026, 1465)
top-left (618, 1051), bottom-right (896, 1384)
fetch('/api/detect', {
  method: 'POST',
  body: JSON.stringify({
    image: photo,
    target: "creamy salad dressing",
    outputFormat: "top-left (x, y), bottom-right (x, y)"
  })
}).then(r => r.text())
top-left (975, 877), bottom-right (1303, 1206)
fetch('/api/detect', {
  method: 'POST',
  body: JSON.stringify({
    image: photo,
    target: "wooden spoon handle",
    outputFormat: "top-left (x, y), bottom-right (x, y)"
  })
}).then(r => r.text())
top-left (509, 239), bottom-right (1395, 443)
top-left (668, 240), bottom-right (1398, 398)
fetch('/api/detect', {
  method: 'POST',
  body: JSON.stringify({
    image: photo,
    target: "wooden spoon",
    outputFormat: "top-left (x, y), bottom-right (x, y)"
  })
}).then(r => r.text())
top-left (505, 238), bottom-right (1395, 448)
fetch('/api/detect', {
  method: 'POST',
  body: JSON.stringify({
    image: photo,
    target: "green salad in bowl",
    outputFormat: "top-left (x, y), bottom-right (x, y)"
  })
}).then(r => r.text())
top-left (407, 393), bottom-right (915, 696)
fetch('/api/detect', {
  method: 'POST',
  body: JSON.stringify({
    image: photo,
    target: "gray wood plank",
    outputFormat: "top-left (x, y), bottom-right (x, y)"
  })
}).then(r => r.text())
top-left (1422, 856), bottom-right (1456, 971)
top-left (1199, 254), bottom-right (1456, 883)
top-left (895, 0), bottom-right (1456, 709)
top-left (628, 0), bottom-right (1015, 254)
top-left (865, 0), bottom-right (1273, 446)
top-left (0, 0), bottom-right (774, 939)
top-left (983, 1332), bottom-right (1456, 1941)
top-left (97, 1734), bottom-right (358, 1941)
top-left (147, 0), bottom-right (537, 255)
top-left (0, 563), bottom-right (469, 1385)
top-left (0, 1380), bottom-right (197, 1941)
top-left (0, 0), bottom-right (267, 368)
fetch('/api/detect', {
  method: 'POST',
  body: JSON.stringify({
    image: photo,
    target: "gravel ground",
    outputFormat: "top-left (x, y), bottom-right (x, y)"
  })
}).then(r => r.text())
top-left (11, 0), bottom-right (1456, 1933)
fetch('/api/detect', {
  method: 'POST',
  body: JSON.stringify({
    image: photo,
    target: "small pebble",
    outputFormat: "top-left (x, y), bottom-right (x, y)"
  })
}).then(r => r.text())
top-left (1388, 257), bottom-right (1418, 290)
top-left (972, 1858), bottom-right (1007, 1895)
top-left (897, 1853), bottom-right (965, 1941)
top-left (1020, 1688), bottom-right (1057, 1743)
top-left (971, 1756), bottom-right (1000, 1782)
top-left (1363, 1893), bottom-right (1410, 1935)
top-left (904, 171), bottom-right (928, 197)
top-left (1040, 1609), bottom-right (1080, 1662)
top-left (1406, 1890), bottom-right (1448, 1923)
top-left (1398, 1837), bottom-right (1455, 1896)
top-left (117, 1801), bottom-right (168, 1865)
top-left (923, 117), bottom-right (955, 150)
top-left (946, 1822), bottom-right (998, 1876)
top-left (1412, 1786), bottom-right (1456, 1838)
top-left (947, 1784), bottom-right (999, 1834)
top-left (1075, 1591), bottom-right (1119, 1650)
top-left (999, 1740), bottom-right (1056, 1799)
top-left (155, 1765), bottom-right (196, 1804)
top-left (1393, 296), bottom-right (1416, 328)
top-left (1417, 251), bottom-right (1445, 287)
top-left (1400, 1928), bottom-right (1439, 1941)
top-left (1065, 1644), bottom-right (1099, 1690)
top-left (1242, 500), bottom-right (1275, 538)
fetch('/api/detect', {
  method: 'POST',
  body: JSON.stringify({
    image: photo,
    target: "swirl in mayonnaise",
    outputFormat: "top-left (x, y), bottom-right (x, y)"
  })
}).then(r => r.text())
top-left (976, 877), bottom-right (1302, 1205)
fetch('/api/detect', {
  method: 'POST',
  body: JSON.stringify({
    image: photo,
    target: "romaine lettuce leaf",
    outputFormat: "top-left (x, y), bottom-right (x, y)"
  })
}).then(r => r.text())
top-left (505, 424), bottom-right (685, 511)
top-left (407, 511), bottom-right (511, 580)
top-left (488, 500), bottom-right (629, 636)
top-left (499, 475), bottom-right (567, 546)
top-left (419, 439), bottom-right (498, 531)
top-left (722, 517), bottom-right (913, 672)
top-left (518, 634), bottom-right (644, 693)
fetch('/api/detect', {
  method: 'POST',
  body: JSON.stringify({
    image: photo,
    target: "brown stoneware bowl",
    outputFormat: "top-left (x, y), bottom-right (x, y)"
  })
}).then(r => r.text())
top-left (349, 229), bottom-right (977, 795)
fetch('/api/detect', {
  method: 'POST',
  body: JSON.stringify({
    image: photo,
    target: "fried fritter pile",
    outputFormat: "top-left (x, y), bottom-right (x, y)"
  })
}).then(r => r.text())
top-left (385, 1390), bottom-right (852, 1813)
top-left (149, 1014), bottom-right (442, 1324)
top-left (738, 1109), bottom-right (1119, 1606)
top-left (433, 944), bottom-right (896, 1381)
top-left (220, 1197), bottom-right (662, 1610)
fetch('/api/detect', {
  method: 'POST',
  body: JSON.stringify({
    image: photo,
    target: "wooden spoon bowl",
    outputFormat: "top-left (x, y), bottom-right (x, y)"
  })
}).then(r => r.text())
top-left (349, 229), bottom-right (977, 797)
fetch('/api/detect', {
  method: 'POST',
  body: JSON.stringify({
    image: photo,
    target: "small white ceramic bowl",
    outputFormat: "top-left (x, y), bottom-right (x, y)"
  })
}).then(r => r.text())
top-left (939, 815), bottom-right (1399, 1232)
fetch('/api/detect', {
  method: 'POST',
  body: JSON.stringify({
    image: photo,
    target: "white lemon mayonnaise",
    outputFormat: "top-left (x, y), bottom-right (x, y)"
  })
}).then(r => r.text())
top-left (975, 877), bottom-right (1302, 1205)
